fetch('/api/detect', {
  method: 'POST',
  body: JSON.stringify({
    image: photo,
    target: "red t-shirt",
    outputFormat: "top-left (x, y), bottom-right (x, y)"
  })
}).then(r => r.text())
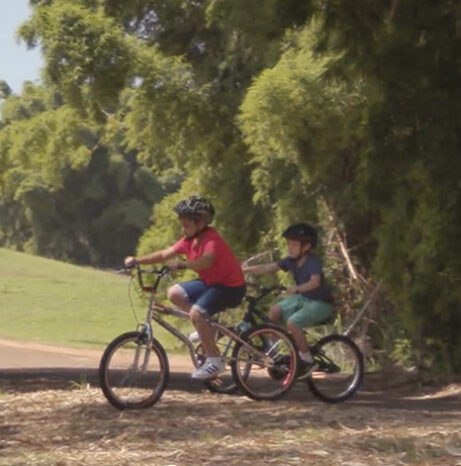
top-left (172, 227), bottom-right (245, 287)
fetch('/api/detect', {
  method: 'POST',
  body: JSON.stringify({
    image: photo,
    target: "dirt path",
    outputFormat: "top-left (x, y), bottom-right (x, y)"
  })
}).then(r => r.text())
top-left (0, 337), bottom-right (192, 370)
top-left (1, 337), bottom-right (460, 410)
top-left (1, 339), bottom-right (460, 465)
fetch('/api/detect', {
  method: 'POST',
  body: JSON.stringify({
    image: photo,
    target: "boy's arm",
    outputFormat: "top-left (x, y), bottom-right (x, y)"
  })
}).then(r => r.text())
top-left (169, 237), bottom-right (216, 271)
top-left (288, 274), bottom-right (321, 294)
top-left (125, 245), bottom-right (178, 267)
top-left (242, 262), bottom-right (279, 275)
top-left (176, 252), bottom-right (215, 271)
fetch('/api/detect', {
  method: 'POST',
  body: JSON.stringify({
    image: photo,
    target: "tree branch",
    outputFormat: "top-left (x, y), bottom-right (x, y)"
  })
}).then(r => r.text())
top-left (389, 0), bottom-right (400, 21)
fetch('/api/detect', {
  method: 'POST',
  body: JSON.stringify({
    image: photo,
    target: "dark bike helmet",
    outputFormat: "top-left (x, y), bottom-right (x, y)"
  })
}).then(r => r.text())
top-left (282, 223), bottom-right (317, 248)
top-left (173, 195), bottom-right (215, 224)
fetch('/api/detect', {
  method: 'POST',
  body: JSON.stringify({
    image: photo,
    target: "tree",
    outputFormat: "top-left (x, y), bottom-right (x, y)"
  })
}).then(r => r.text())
top-left (0, 84), bottom-right (169, 265)
top-left (5, 0), bottom-right (459, 371)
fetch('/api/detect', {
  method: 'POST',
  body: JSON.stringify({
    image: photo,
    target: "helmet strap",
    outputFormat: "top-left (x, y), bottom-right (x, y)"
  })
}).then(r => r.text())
top-left (295, 241), bottom-right (311, 260)
top-left (185, 224), bottom-right (209, 240)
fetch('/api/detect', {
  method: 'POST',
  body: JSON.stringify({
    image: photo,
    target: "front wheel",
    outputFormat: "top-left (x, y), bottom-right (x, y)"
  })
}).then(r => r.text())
top-left (307, 334), bottom-right (364, 403)
top-left (231, 324), bottom-right (299, 401)
top-left (99, 331), bottom-right (169, 409)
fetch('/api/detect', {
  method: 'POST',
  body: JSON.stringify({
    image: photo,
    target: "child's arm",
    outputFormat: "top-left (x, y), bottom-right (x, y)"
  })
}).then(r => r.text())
top-left (170, 251), bottom-right (215, 272)
top-left (242, 262), bottom-right (279, 275)
top-left (125, 245), bottom-right (178, 267)
top-left (288, 274), bottom-right (321, 294)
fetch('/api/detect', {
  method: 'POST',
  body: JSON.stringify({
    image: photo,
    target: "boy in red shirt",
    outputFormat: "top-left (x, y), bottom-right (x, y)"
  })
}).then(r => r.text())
top-left (125, 195), bottom-right (246, 379)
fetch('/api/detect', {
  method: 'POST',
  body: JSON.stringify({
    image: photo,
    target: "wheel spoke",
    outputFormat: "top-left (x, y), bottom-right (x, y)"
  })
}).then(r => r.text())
top-left (99, 332), bottom-right (168, 409)
top-left (307, 335), bottom-right (364, 403)
top-left (231, 325), bottom-right (298, 401)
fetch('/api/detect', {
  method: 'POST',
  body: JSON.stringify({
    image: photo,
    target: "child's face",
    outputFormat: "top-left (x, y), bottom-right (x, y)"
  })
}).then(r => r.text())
top-left (179, 217), bottom-right (206, 239)
top-left (286, 239), bottom-right (311, 258)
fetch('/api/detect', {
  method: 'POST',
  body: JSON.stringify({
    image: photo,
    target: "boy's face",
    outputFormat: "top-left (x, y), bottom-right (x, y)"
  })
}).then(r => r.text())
top-left (286, 239), bottom-right (311, 258)
top-left (179, 216), bottom-right (206, 239)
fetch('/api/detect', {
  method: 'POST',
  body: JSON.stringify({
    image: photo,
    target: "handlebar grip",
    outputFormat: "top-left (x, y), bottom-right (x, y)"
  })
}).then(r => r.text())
top-left (122, 259), bottom-right (139, 270)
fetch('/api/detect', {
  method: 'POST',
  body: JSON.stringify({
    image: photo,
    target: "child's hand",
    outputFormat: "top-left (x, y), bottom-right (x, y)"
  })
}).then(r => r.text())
top-left (286, 285), bottom-right (299, 295)
top-left (124, 256), bottom-right (137, 268)
top-left (167, 260), bottom-right (187, 271)
top-left (241, 263), bottom-right (253, 274)
top-left (167, 260), bottom-right (180, 271)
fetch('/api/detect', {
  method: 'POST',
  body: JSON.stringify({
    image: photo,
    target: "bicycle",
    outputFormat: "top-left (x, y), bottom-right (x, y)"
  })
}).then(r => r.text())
top-left (196, 282), bottom-right (364, 403)
top-left (98, 265), bottom-right (300, 409)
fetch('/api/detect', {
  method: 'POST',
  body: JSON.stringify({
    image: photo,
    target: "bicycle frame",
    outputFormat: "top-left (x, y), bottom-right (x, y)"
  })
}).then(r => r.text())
top-left (99, 266), bottom-right (304, 409)
top-left (132, 267), bottom-right (275, 369)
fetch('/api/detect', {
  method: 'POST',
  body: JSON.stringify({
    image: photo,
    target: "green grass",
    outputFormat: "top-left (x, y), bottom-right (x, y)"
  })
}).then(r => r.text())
top-left (0, 248), bottom-right (190, 351)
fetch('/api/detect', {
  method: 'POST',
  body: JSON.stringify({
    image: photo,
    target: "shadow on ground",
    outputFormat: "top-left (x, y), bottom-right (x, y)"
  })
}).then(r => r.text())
top-left (1, 367), bottom-right (460, 413)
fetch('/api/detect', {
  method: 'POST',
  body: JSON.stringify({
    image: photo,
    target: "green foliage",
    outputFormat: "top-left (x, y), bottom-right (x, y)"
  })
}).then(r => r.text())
top-left (19, 0), bottom-right (131, 107)
top-left (123, 45), bottom-right (212, 171)
top-left (317, 0), bottom-right (461, 371)
top-left (2, 0), bottom-right (460, 373)
top-left (0, 80), bottom-right (13, 100)
top-left (239, 24), bottom-right (369, 247)
top-left (0, 84), bottom-right (167, 265)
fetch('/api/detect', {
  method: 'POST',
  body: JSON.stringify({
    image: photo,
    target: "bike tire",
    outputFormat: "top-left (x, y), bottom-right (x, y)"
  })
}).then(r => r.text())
top-left (99, 331), bottom-right (169, 409)
top-left (307, 334), bottom-right (364, 403)
top-left (231, 324), bottom-right (299, 401)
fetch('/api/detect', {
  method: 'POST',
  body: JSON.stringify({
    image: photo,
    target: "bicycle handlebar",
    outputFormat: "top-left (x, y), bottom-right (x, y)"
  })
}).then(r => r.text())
top-left (245, 282), bottom-right (286, 302)
top-left (118, 263), bottom-right (171, 293)
top-left (119, 265), bottom-right (288, 298)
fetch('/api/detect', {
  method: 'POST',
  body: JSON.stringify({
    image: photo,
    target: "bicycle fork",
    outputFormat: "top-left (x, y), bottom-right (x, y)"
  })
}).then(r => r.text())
top-left (132, 306), bottom-right (156, 373)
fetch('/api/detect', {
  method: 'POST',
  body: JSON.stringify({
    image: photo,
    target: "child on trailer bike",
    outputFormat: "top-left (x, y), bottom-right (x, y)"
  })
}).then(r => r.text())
top-left (124, 195), bottom-right (246, 380)
top-left (242, 223), bottom-right (333, 379)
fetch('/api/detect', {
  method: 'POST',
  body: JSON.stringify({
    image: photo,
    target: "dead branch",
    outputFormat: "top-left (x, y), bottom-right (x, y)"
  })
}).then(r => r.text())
top-left (389, 0), bottom-right (400, 21)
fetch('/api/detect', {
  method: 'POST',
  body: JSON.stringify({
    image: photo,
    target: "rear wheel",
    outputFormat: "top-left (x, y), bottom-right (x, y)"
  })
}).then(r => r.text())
top-left (231, 324), bottom-right (299, 401)
top-left (99, 331), bottom-right (169, 409)
top-left (195, 327), bottom-right (239, 395)
top-left (307, 334), bottom-right (364, 403)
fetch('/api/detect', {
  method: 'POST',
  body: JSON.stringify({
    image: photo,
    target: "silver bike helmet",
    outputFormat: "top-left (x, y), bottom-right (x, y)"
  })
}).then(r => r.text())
top-left (173, 195), bottom-right (215, 224)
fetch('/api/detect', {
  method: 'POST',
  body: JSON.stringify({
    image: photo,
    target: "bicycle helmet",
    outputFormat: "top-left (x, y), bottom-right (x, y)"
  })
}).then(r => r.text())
top-left (282, 223), bottom-right (317, 248)
top-left (173, 195), bottom-right (215, 224)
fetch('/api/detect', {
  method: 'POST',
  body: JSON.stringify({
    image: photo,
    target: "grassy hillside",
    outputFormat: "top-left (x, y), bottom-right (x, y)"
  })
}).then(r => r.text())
top-left (0, 249), bottom-right (188, 350)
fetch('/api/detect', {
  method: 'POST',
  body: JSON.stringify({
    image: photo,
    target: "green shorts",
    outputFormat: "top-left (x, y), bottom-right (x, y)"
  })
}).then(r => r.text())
top-left (278, 294), bottom-right (333, 330)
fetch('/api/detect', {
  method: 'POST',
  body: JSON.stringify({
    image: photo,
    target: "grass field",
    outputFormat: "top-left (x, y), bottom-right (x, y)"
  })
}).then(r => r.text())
top-left (0, 248), bottom-right (190, 351)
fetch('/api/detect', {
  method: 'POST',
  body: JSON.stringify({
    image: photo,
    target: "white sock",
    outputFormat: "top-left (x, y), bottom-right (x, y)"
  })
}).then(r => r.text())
top-left (300, 351), bottom-right (313, 363)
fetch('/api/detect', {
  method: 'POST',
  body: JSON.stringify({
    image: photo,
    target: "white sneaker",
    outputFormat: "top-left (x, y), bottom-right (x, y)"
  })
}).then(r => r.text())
top-left (189, 330), bottom-right (200, 343)
top-left (191, 357), bottom-right (226, 380)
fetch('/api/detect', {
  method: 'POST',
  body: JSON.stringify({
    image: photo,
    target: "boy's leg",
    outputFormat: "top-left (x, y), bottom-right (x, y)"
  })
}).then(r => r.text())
top-left (168, 280), bottom-right (213, 343)
top-left (168, 280), bottom-right (206, 312)
top-left (167, 284), bottom-right (192, 312)
top-left (278, 295), bottom-right (311, 357)
top-left (269, 304), bottom-right (283, 323)
top-left (287, 298), bottom-right (333, 376)
top-left (192, 285), bottom-right (246, 354)
top-left (190, 285), bottom-right (246, 379)
top-left (277, 295), bottom-right (304, 323)
top-left (288, 298), bottom-right (333, 330)
top-left (190, 307), bottom-right (220, 356)
top-left (286, 321), bottom-right (310, 353)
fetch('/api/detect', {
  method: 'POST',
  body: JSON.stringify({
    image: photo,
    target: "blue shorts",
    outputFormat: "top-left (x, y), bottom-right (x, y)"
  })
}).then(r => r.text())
top-left (179, 280), bottom-right (246, 317)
